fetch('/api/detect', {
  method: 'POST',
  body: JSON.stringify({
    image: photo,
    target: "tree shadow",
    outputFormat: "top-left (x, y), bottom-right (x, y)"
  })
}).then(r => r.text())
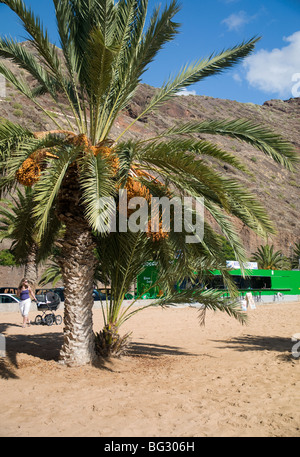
top-left (0, 322), bottom-right (22, 330)
top-left (0, 329), bottom-right (63, 379)
top-left (0, 323), bottom-right (202, 379)
top-left (212, 334), bottom-right (295, 361)
top-left (128, 341), bottom-right (199, 358)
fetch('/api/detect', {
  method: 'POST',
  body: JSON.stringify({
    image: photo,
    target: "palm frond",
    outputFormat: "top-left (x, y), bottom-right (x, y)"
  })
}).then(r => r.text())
top-left (0, 60), bottom-right (37, 100)
top-left (32, 146), bottom-right (79, 238)
top-left (0, 119), bottom-right (34, 150)
top-left (0, 187), bottom-right (35, 262)
top-left (79, 152), bottom-right (117, 233)
top-left (0, 37), bottom-right (60, 98)
top-left (52, 0), bottom-right (82, 88)
top-left (0, 139), bottom-right (38, 197)
top-left (2, 0), bottom-right (61, 75)
top-left (85, 28), bottom-right (118, 129)
top-left (0, 130), bottom-right (66, 195)
top-left (89, 0), bottom-right (139, 138)
top-left (39, 260), bottom-right (62, 287)
top-left (164, 118), bottom-right (299, 171)
top-left (37, 208), bottom-right (62, 264)
top-left (135, 144), bottom-right (233, 211)
top-left (155, 287), bottom-right (247, 325)
top-left (132, 0), bottom-right (181, 79)
top-left (153, 39), bottom-right (258, 105)
top-left (1, 0), bottom-right (86, 129)
top-left (204, 199), bottom-right (248, 269)
top-left (0, 195), bottom-right (20, 241)
top-left (116, 37), bottom-right (260, 140)
top-left (0, 59), bottom-right (65, 129)
top-left (138, 137), bottom-right (248, 172)
top-left (221, 178), bottom-right (276, 237)
top-left (97, 0), bottom-right (181, 142)
top-left (251, 244), bottom-right (285, 269)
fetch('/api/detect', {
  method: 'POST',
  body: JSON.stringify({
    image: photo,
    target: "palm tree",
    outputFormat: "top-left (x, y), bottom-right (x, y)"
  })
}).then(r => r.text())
top-left (0, 187), bottom-right (60, 289)
top-left (291, 242), bottom-right (300, 269)
top-left (251, 244), bottom-right (286, 270)
top-left (0, 0), bottom-right (297, 366)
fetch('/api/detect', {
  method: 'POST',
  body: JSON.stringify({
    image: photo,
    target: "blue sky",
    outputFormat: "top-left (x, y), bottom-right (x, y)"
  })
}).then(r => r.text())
top-left (0, 0), bottom-right (299, 104)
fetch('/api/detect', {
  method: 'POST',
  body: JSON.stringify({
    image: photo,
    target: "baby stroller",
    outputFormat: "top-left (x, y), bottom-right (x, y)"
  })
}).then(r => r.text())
top-left (35, 292), bottom-right (62, 326)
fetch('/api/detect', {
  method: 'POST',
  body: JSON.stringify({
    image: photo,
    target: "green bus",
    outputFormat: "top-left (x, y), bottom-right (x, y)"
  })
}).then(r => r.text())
top-left (136, 263), bottom-right (300, 302)
top-left (209, 269), bottom-right (300, 300)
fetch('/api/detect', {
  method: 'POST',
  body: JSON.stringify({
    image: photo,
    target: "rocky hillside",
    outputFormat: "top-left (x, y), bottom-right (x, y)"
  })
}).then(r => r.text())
top-left (122, 85), bottom-right (300, 257)
top-left (0, 42), bottom-right (299, 287)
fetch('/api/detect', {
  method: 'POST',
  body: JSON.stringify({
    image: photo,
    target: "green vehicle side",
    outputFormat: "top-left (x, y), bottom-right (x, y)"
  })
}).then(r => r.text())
top-left (136, 264), bottom-right (300, 300)
top-left (209, 269), bottom-right (300, 299)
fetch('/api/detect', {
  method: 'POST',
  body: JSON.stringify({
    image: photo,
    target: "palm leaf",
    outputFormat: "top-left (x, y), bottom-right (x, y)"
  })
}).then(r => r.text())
top-left (139, 138), bottom-right (248, 172)
top-left (251, 244), bottom-right (285, 269)
top-left (221, 178), bottom-right (276, 237)
top-left (97, 0), bottom-right (181, 142)
top-left (2, 0), bottom-right (61, 75)
top-left (0, 120), bottom-right (34, 150)
top-left (204, 199), bottom-right (248, 267)
top-left (116, 37), bottom-right (260, 140)
top-left (79, 152), bottom-right (117, 233)
top-left (0, 130), bottom-right (66, 194)
top-left (39, 260), bottom-right (62, 287)
top-left (132, 0), bottom-right (181, 79)
top-left (0, 37), bottom-right (60, 98)
top-left (155, 287), bottom-right (247, 325)
top-left (32, 146), bottom-right (79, 238)
top-left (0, 60), bottom-right (38, 100)
top-left (164, 118), bottom-right (299, 171)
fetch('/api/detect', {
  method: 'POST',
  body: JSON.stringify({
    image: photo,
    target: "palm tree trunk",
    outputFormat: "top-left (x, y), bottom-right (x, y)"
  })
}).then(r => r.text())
top-left (58, 218), bottom-right (97, 367)
top-left (24, 242), bottom-right (38, 292)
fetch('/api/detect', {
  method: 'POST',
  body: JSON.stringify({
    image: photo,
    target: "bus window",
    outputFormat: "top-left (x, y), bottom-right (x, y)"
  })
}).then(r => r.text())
top-left (232, 276), bottom-right (242, 288)
top-left (250, 276), bottom-right (271, 289)
top-left (209, 276), bottom-right (225, 289)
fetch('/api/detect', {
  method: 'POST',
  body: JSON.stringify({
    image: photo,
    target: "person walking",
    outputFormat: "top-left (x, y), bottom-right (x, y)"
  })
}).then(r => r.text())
top-left (17, 278), bottom-right (36, 327)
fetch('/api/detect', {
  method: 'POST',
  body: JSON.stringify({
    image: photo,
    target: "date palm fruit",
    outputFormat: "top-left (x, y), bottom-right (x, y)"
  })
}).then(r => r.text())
top-left (16, 157), bottom-right (41, 187)
top-left (16, 148), bottom-right (59, 186)
top-left (94, 145), bottom-right (119, 176)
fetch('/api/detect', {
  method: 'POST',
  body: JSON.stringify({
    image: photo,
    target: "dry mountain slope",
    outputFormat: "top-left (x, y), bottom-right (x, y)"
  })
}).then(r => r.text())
top-left (122, 85), bottom-right (300, 256)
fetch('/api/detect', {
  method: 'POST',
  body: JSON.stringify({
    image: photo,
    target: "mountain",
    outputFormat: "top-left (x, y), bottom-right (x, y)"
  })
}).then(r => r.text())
top-left (121, 85), bottom-right (300, 257)
top-left (0, 42), bottom-right (299, 271)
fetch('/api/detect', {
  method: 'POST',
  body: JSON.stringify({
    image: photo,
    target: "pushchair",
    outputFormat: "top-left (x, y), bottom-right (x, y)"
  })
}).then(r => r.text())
top-left (34, 292), bottom-right (62, 326)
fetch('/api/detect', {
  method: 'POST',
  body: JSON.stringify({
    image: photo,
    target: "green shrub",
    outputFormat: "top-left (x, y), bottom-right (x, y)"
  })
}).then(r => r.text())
top-left (13, 109), bottom-right (23, 117)
top-left (0, 249), bottom-right (16, 266)
top-left (12, 102), bottom-right (22, 110)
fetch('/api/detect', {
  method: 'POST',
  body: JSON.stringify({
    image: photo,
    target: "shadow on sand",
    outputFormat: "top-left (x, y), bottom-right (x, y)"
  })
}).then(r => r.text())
top-left (0, 322), bottom-right (63, 379)
top-left (212, 334), bottom-right (295, 361)
top-left (0, 323), bottom-right (198, 379)
top-left (128, 341), bottom-right (199, 358)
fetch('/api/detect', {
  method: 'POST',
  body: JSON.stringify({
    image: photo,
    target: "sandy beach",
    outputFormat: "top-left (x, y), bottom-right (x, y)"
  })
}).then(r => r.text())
top-left (0, 301), bottom-right (299, 437)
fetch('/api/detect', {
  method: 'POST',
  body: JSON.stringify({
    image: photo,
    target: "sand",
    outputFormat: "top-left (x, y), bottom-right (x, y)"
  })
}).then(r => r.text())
top-left (0, 301), bottom-right (299, 437)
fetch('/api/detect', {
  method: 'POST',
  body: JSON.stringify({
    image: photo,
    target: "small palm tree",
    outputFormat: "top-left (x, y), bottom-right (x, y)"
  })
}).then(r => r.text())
top-left (251, 244), bottom-right (286, 270)
top-left (0, 0), bottom-right (297, 366)
top-left (93, 222), bottom-right (246, 356)
top-left (0, 187), bottom-right (60, 288)
top-left (291, 242), bottom-right (300, 269)
top-left (41, 221), bottom-right (244, 357)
